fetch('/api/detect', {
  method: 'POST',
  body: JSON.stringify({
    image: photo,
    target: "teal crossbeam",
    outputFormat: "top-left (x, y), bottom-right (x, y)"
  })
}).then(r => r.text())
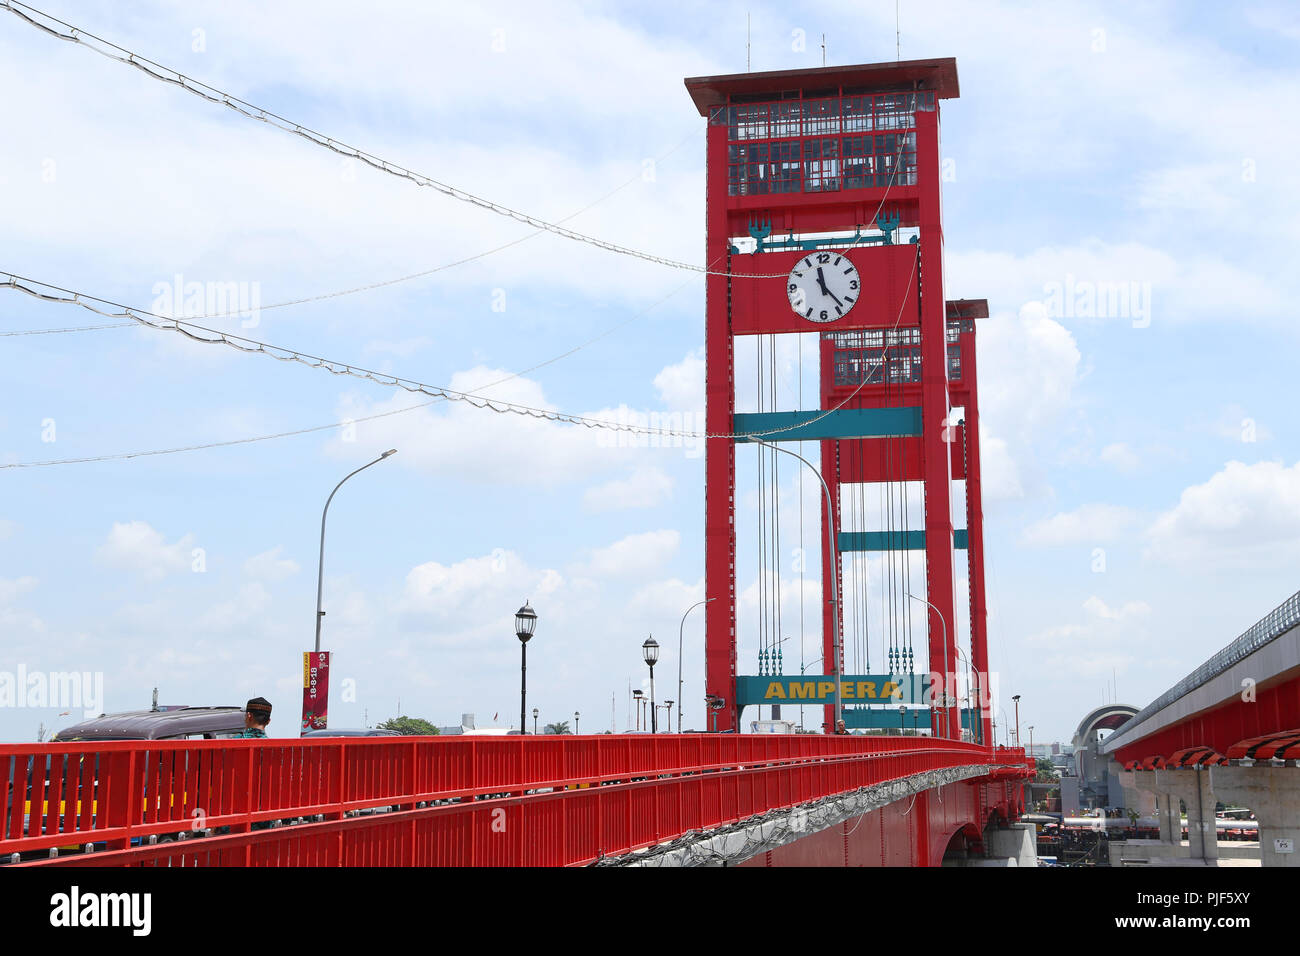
top-left (733, 408), bottom-right (922, 442)
top-left (838, 530), bottom-right (970, 551)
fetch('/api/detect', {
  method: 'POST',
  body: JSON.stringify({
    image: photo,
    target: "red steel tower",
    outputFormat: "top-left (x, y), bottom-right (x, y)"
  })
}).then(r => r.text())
top-left (685, 58), bottom-right (991, 742)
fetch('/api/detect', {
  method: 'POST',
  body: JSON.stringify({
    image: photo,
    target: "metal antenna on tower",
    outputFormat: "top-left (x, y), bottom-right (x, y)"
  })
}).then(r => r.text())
top-left (896, 0), bottom-right (901, 59)
top-left (747, 12), bottom-right (751, 71)
top-left (821, 33), bottom-right (826, 67)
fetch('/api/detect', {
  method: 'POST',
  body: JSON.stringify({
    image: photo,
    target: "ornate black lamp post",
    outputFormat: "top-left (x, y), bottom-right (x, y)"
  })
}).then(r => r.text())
top-left (516, 602), bottom-right (537, 736)
top-left (642, 636), bottom-right (660, 733)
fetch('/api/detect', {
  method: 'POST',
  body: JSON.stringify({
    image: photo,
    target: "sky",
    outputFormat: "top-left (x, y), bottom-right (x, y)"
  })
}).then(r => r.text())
top-left (1, 0), bottom-right (1298, 747)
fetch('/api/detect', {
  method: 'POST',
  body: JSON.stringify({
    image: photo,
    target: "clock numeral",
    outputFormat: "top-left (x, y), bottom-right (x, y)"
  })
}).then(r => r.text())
top-left (819, 310), bottom-right (829, 321)
top-left (817, 253), bottom-right (831, 264)
top-left (849, 280), bottom-right (859, 289)
top-left (788, 283), bottom-right (797, 292)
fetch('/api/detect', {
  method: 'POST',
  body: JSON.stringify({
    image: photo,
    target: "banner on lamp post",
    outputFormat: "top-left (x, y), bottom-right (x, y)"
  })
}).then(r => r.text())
top-left (301, 651), bottom-right (330, 733)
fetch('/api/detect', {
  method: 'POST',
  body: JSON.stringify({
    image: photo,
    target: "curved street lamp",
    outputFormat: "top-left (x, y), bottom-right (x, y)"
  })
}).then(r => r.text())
top-left (532, 707), bottom-right (539, 736)
top-left (907, 592), bottom-right (952, 739)
top-left (751, 440), bottom-right (842, 731)
top-left (516, 602), bottom-right (537, 736)
top-left (315, 449), bottom-right (397, 654)
top-left (643, 636), bottom-right (660, 733)
top-left (677, 598), bottom-right (714, 733)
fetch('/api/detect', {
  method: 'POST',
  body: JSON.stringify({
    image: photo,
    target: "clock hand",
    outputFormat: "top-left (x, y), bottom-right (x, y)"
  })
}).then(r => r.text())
top-left (815, 268), bottom-right (844, 307)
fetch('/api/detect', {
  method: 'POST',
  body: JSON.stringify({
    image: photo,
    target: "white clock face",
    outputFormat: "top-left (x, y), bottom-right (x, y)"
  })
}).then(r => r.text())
top-left (787, 253), bottom-right (860, 323)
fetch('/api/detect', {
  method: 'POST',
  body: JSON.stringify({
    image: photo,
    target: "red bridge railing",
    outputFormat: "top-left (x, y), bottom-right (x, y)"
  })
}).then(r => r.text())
top-left (2, 735), bottom-right (1029, 867)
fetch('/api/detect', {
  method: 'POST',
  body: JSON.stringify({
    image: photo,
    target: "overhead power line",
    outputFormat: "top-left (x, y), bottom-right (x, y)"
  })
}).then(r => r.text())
top-left (0, 322), bottom-right (132, 335)
top-left (2, 1), bottom-right (760, 278)
top-left (0, 270), bottom-right (717, 438)
top-left (2, 2), bottom-right (910, 283)
top-left (1, 257), bottom-right (917, 443)
top-left (0, 399), bottom-right (439, 469)
top-left (0, 262), bottom-right (709, 468)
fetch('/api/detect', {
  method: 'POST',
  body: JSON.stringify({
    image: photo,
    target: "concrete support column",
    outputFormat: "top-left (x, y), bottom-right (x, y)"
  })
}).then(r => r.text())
top-left (1210, 764), bottom-right (1300, 868)
top-left (1154, 768), bottom-right (1218, 862)
top-left (1133, 771), bottom-right (1177, 845)
top-left (1110, 762), bottom-right (1157, 818)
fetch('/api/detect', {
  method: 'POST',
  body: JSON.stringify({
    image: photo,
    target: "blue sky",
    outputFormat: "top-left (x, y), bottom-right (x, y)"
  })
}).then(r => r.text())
top-left (1, 0), bottom-right (1298, 746)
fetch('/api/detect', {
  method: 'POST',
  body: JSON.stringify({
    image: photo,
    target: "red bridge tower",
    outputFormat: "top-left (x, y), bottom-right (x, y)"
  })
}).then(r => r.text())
top-left (686, 58), bottom-right (991, 742)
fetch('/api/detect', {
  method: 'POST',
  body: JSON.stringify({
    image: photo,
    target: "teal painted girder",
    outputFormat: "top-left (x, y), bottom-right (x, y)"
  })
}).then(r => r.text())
top-left (838, 530), bottom-right (970, 551)
top-left (842, 707), bottom-right (982, 730)
top-left (733, 407), bottom-right (922, 442)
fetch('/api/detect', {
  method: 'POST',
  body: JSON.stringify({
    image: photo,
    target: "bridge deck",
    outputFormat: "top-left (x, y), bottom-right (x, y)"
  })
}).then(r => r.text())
top-left (2, 735), bottom-right (1030, 866)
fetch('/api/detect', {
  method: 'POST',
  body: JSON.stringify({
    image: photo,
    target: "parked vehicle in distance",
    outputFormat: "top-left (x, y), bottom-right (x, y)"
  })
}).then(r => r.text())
top-left (51, 707), bottom-right (248, 741)
top-left (300, 728), bottom-right (400, 737)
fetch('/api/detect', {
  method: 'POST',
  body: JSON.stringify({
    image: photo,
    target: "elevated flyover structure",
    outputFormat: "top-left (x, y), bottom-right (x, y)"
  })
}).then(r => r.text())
top-left (1104, 588), bottom-right (1300, 866)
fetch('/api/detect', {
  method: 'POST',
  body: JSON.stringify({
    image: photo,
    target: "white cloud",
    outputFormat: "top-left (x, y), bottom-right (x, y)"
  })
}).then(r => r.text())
top-left (582, 467), bottom-right (674, 512)
top-left (327, 369), bottom-right (621, 486)
top-left (0, 576), bottom-right (38, 604)
top-left (243, 546), bottom-right (301, 582)
top-left (96, 521), bottom-right (195, 579)
top-left (400, 549), bottom-right (563, 643)
top-left (1022, 504), bottom-right (1140, 547)
top-left (1209, 405), bottom-right (1272, 443)
top-left (0, 519), bottom-right (16, 541)
top-left (1099, 442), bottom-right (1140, 473)
top-left (1146, 460), bottom-right (1300, 563)
top-left (973, 303), bottom-right (1082, 500)
top-left (579, 530), bottom-right (680, 578)
top-left (978, 429), bottom-right (1024, 502)
top-left (1027, 596), bottom-right (1150, 682)
top-left (197, 581), bottom-right (273, 632)
top-left (654, 349), bottom-right (704, 411)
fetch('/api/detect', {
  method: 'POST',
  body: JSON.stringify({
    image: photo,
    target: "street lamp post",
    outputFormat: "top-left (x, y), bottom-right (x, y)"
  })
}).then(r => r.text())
top-left (574, 711), bottom-right (580, 735)
top-left (515, 602), bottom-right (537, 738)
top-left (678, 598), bottom-right (714, 733)
top-left (799, 656), bottom-right (823, 733)
top-left (643, 636), bottom-right (660, 733)
top-left (315, 449), bottom-right (397, 654)
top-left (907, 593), bottom-right (951, 739)
top-left (751, 440), bottom-right (842, 731)
top-left (1012, 694), bottom-right (1022, 750)
top-left (633, 689), bottom-right (643, 731)
top-left (664, 700), bottom-right (673, 731)
top-left (1028, 725), bottom-right (1035, 760)
top-left (532, 707), bottom-right (538, 735)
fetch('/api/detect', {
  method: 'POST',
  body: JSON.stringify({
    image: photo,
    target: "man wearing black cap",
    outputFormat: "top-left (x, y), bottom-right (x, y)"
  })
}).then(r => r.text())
top-left (239, 697), bottom-right (272, 738)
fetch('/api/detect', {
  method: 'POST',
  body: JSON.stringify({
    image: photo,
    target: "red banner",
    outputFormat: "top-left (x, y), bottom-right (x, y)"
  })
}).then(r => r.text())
top-left (301, 651), bottom-right (330, 733)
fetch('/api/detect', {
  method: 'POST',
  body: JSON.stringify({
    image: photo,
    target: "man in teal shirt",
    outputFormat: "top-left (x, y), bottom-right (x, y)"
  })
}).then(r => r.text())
top-left (238, 697), bottom-right (272, 737)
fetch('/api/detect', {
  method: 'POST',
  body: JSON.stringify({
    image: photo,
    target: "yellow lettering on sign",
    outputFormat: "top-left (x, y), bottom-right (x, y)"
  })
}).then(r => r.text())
top-left (765, 682), bottom-right (786, 700)
top-left (842, 681), bottom-right (856, 700)
top-left (789, 682), bottom-right (813, 700)
top-left (856, 681), bottom-right (871, 699)
top-left (881, 681), bottom-right (900, 699)
top-left (817, 681), bottom-right (835, 698)
top-left (302, 653), bottom-right (310, 689)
